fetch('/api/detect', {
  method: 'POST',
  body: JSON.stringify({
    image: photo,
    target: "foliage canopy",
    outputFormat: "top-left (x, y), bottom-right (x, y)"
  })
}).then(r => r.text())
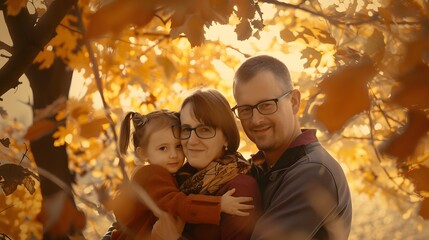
top-left (1, 0), bottom-right (429, 238)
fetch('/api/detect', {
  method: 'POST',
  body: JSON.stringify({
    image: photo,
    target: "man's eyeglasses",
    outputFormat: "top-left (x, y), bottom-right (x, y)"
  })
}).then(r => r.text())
top-left (172, 124), bottom-right (217, 140)
top-left (231, 90), bottom-right (293, 120)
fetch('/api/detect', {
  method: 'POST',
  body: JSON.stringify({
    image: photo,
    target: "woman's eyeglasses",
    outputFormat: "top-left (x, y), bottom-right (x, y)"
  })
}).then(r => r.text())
top-left (172, 125), bottom-right (216, 140)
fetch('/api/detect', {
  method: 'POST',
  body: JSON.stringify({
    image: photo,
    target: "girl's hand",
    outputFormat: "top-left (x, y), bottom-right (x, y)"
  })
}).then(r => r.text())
top-left (220, 188), bottom-right (254, 216)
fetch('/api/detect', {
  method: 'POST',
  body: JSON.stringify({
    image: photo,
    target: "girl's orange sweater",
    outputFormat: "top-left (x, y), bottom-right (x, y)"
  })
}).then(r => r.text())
top-left (111, 164), bottom-right (221, 240)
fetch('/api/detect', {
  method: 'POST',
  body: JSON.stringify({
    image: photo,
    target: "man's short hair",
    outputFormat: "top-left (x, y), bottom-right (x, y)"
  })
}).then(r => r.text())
top-left (233, 55), bottom-right (293, 91)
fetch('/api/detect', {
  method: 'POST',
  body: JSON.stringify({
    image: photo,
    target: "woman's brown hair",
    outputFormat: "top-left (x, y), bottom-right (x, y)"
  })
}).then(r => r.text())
top-left (180, 89), bottom-right (239, 155)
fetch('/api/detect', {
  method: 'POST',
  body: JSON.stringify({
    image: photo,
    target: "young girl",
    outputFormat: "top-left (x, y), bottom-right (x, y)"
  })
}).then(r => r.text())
top-left (108, 110), bottom-right (253, 240)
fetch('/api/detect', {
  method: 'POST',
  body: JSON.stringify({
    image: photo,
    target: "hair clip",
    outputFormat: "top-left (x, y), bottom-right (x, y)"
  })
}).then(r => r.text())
top-left (133, 113), bottom-right (149, 128)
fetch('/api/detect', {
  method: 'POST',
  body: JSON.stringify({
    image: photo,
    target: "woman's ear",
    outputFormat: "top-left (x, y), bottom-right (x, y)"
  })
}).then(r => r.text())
top-left (290, 89), bottom-right (301, 114)
top-left (223, 143), bottom-right (228, 151)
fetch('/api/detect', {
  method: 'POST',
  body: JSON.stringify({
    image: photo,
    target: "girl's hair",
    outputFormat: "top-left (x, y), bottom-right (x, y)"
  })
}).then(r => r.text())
top-left (180, 89), bottom-right (239, 155)
top-left (119, 110), bottom-right (180, 155)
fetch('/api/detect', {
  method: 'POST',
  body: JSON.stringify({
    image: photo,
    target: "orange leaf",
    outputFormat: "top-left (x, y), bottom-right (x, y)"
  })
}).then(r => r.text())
top-left (156, 56), bottom-right (176, 79)
top-left (418, 198), bottom-right (429, 220)
top-left (24, 119), bottom-right (57, 141)
top-left (382, 110), bottom-right (429, 159)
top-left (0, 164), bottom-right (38, 195)
top-left (280, 28), bottom-right (296, 42)
top-left (209, 0), bottom-right (234, 24)
top-left (0, 138), bottom-right (10, 148)
top-left (235, 19), bottom-right (252, 41)
top-left (378, 7), bottom-right (392, 31)
top-left (315, 29), bottom-right (336, 45)
top-left (364, 29), bottom-right (385, 63)
top-left (301, 47), bottom-right (322, 68)
top-left (391, 63), bottom-right (429, 110)
top-left (86, 0), bottom-right (157, 39)
top-left (79, 117), bottom-right (110, 138)
top-left (5, 0), bottom-right (27, 16)
top-left (171, 7), bottom-right (188, 28)
top-left (315, 58), bottom-right (376, 133)
top-left (171, 14), bottom-right (205, 47)
top-left (234, 0), bottom-right (255, 19)
top-left (399, 34), bottom-right (429, 72)
top-left (403, 166), bottom-right (429, 192)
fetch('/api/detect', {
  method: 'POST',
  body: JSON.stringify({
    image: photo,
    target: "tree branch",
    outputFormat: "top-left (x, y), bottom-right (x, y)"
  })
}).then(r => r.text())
top-left (0, 40), bottom-right (12, 54)
top-left (0, 0), bottom-right (77, 98)
top-left (259, 0), bottom-right (422, 26)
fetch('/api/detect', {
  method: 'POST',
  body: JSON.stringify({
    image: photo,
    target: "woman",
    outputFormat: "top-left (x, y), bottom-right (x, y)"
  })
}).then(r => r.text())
top-left (105, 110), bottom-right (254, 240)
top-left (172, 89), bottom-right (261, 240)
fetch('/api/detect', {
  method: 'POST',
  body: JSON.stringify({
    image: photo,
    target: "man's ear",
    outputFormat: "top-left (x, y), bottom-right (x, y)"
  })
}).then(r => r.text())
top-left (290, 89), bottom-right (301, 114)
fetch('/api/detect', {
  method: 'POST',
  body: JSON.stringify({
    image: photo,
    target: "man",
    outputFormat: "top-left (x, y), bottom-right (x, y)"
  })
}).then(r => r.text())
top-left (231, 55), bottom-right (352, 240)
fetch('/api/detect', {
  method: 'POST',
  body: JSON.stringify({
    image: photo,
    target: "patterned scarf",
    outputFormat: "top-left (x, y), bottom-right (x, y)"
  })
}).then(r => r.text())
top-left (177, 152), bottom-right (251, 195)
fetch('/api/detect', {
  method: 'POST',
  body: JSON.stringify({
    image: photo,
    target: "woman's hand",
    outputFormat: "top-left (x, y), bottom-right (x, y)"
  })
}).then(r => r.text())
top-left (221, 188), bottom-right (254, 216)
top-left (152, 211), bottom-right (185, 240)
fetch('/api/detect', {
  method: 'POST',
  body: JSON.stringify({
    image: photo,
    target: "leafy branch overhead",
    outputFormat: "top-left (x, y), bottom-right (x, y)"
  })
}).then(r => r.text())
top-left (2, 0), bottom-right (429, 238)
top-left (86, 0), bottom-right (264, 46)
top-left (0, 163), bottom-right (39, 196)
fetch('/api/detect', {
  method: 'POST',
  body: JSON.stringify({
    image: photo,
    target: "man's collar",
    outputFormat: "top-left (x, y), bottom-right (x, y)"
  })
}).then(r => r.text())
top-left (250, 129), bottom-right (318, 171)
top-left (288, 129), bottom-right (318, 148)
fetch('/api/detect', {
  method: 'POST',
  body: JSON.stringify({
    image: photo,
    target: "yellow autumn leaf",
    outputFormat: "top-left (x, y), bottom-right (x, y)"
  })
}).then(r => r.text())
top-left (53, 125), bottom-right (75, 146)
top-left (156, 55), bottom-right (176, 79)
top-left (235, 19), bottom-right (252, 41)
top-left (391, 63), bottom-right (429, 110)
top-left (24, 119), bottom-right (57, 141)
top-left (171, 14), bottom-right (206, 47)
top-left (79, 117), bottom-right (110, 139)
top-left (86, 0), bottom-right (157, 39)
top-left (33, 48), bottom-right (55, 69)
top-left (382, 110), bottom-right (429, 159)
top-left (419, 198), bottom-right (429, 220)
top-left (5, 0), bottom-right (27, 16)
top-left (315, 58), bottom-right (376, 133)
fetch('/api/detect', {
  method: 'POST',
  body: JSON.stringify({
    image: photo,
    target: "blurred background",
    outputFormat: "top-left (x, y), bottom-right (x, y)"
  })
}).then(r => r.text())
top-left (1, 0), bottom-right (429, 239)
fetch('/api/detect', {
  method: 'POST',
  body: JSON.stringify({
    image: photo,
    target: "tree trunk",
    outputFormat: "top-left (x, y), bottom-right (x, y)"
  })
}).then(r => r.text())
top-left (27, 58), bottom-right (73, 197)
top-left (2, 3), bottom-right (79, 238)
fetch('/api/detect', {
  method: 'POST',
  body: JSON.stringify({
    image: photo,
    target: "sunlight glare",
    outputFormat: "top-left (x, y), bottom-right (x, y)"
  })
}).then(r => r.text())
top-left (359, 125), bottom-right (371, 135)
top-left (81, 139), bottom-right (90, 148)
top-left (212, 59), bottom-right (234, 81)
top-left (140, 55), bottom-right (148, 63)
top-left (70, 70), bottom-right (88, 99)
top-left (65, 133), bottom-right (73, 144)
top-left (374, 123), bottom-right (382, 130)
top-left (172, 82), bottom-right (182, 92)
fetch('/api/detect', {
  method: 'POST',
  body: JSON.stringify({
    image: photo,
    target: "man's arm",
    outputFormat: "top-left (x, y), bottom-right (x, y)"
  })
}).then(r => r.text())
top-left (251, 163), bottom-right (338, 240)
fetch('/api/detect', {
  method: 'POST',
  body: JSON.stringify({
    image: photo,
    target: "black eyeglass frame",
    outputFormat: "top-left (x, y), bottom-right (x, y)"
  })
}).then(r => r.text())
top-left (231, 90), bottom-right (294, 120)
top-left (172, 124), bottom-right (217, 140)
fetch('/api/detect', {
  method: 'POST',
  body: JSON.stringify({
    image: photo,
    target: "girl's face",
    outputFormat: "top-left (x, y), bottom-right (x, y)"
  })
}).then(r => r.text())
top-left (138, 127), bottom-right (185, 173)
top-left (180, 103), bottom-right (227, 170)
